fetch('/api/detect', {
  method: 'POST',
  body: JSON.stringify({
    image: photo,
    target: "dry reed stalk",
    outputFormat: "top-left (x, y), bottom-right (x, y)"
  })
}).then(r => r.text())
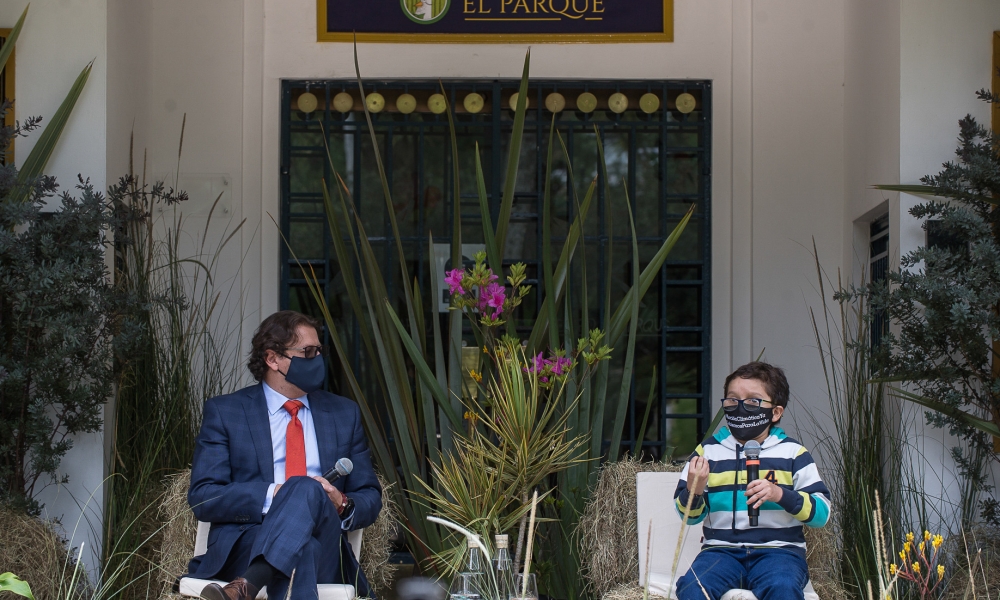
top-left (670, 481), bottom-right (697, 581)
top-left (520, 490), bottom-right (539, 597)
top-left (642, 519), bottom-right (653, 597)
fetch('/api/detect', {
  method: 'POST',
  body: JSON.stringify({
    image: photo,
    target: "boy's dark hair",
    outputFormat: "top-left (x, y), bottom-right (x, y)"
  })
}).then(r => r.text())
top-left (723, 361), bottom-right (790, 409)
top-left (248, 310), bottom-right (322, 381)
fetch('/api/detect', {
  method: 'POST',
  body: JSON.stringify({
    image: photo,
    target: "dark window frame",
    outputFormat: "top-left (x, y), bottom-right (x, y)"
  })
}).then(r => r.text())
top-left (279, 78), bottom-right (712, 460)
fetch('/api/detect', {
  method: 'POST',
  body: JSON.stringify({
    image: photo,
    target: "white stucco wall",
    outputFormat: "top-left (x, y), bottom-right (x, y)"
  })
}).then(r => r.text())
top-left (110, 0), bottom-right (853, 449)
top-left (896, 0), bottom-right (1000, 530)
top-left (0, 0), bottom-right (108, 576)
top-left (254, 0), bottom-right (850, 446)
top-left (10, 0), bottom-right (1000, 564)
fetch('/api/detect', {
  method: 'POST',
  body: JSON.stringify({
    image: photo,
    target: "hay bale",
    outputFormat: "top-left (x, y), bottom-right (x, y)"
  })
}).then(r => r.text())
top-left (359, 474), bottom-right (401, 596)
top-left (157, 470), bottom-right (198, 598)
top-left (155, 469), bottom-right (400, 598)
top-left (577, 457), bottom-right (681, 599)
top-left (0, 507), bottom-right (91, 600)
top-left (804, 523), bottom-right (849, 600)
top-left (941, 525), bottom-right (1000, 600)
top-left (601, 583), bottom-right (646, 600)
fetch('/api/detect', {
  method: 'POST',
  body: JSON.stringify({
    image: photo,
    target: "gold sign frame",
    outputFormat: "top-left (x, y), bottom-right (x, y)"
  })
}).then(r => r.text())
top-left (316, 0), bottom-right (673, 43)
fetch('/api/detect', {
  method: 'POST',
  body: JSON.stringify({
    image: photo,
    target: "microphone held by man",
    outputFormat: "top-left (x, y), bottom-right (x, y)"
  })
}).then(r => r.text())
top-left (322, 457), bottom-right (354, 483)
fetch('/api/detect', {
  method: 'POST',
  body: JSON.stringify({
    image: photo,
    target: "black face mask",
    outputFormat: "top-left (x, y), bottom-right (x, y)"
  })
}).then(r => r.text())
top-left (725, 405), bottom-right (774, 441)
top-left (281, 355), bottom-right (326, 394)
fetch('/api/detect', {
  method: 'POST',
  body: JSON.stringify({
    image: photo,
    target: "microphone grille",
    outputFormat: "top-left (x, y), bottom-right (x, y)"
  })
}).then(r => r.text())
top-left (336, 457), bottom-right (354, 476)
top-left (744, 440), bottom-right (761, 459)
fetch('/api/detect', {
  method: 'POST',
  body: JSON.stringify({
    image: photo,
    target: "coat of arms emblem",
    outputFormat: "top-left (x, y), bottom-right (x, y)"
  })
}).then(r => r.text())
top-left (401, 0), bottom-right (449, 23)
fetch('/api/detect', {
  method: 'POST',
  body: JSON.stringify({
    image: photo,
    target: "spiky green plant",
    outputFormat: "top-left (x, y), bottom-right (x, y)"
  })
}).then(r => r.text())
top-left (281, 48), bottom-right (696, 596)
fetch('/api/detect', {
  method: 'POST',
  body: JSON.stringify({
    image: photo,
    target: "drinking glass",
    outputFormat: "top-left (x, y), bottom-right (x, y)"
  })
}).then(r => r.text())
top-left (510, 573), bottom-right (538, 600)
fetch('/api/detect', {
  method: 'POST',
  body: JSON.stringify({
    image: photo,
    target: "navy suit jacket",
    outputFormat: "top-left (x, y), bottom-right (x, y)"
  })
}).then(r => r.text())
top-left (186, 383), bottom-right (382, 580)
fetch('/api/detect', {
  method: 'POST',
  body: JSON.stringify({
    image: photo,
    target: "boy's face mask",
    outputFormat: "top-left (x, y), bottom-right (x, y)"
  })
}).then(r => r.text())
top-left (725, 404), bottom-right (774, 441)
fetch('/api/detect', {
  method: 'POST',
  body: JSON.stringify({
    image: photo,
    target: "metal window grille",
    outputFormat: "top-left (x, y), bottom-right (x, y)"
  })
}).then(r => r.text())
top-left (280, 79), bottom-right (711, 460)
top-left (869, 214), bottom-right (889, 348)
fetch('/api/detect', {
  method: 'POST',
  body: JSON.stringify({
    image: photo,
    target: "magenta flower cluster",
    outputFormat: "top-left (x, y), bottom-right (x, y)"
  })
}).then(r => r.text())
top-left (444, 269), bottom-right (467, 295)
top-left (445, 268), bottom-right (507, 320)
top-left (524, 352), bottom-right (574, 383)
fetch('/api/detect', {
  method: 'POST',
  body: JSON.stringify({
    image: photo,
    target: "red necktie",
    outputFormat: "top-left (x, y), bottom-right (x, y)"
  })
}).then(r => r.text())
top-left (283, 400), bottom-right (306, 479)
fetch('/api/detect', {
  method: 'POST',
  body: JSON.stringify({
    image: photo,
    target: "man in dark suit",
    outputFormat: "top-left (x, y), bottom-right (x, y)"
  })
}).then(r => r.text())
top-left (185, 311), bottom-right (382, 600)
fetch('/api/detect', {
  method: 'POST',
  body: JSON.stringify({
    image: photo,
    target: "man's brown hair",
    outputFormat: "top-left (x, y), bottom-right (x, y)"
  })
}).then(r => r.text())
top-left (248, 311), bottom-right (322, 381)
top-left (723, 361), bottom-right (790, 408)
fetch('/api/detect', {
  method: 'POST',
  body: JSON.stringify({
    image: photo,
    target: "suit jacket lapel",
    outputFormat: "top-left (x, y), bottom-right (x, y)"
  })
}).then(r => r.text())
top-left (309, 392), bottom-right (339, 477)
top-left (243, 383), bottom-right (275, 482)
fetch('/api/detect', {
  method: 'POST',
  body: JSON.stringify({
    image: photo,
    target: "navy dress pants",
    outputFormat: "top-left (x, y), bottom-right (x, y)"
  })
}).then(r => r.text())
top-left (675, 547), bottom-right (809, 600)
top-left (215, 477), bottom-right (346, 600)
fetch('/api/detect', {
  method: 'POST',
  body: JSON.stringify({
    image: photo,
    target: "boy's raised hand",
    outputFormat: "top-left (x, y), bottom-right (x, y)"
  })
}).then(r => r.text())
top-left (686, 456), bottom-right (710, 496)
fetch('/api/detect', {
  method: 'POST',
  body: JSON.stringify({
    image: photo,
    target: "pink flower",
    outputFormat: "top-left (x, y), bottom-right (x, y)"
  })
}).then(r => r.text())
top-left (551, 356), bottom-right (573, 375)
top-left (479, 282), bottom-right (506, 318)
top-left (445, 269), bottom-right (466, 295)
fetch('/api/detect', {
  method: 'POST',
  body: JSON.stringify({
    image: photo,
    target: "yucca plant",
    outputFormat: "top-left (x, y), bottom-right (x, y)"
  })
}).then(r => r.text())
top-left (282, 48), bottom-right (695, 595)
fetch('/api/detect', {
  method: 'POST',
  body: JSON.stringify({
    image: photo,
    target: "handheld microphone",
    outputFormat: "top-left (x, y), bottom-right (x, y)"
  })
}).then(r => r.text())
top-left (744, 440), bottom-right (761, 527)
top-left (322, 457), bottom-right (353, 483)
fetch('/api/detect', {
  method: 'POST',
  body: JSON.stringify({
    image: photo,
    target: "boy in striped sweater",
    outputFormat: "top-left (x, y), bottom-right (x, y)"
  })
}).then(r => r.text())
top-left (673, 362), bottom-right (831, 600)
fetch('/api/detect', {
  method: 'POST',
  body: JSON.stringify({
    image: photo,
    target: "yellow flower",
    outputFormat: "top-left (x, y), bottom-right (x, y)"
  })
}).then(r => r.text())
top-left (918, 541), bottom-right (925, 553)
top-left (468, 369), bottom-right (482, 383)
top-left (906, 532), bottom-right (915, 543)
top-left (889, 564), bottom-right (897, 575)
top-left (912, 562), bottom-right (921, 574)
top-left (903, 541), bottom-right (912, 554)
top-left (924, 530), bottom-right (931, 541)
top-left (483, 346), bottom-right (489, 355)
top-left (932, 534), bottom-right (943, 550)
top-left (899, 550), bottom-right (906, 561)
top-left (937, 565), bottom-right (945, 580)
top-left (463, 410), bottom-right (479, 425)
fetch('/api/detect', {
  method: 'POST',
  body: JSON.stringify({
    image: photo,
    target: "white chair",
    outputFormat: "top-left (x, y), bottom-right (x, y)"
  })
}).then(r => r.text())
top-left (177, 521), bottom-right (364, 600)
top-left (636, 472), bottom-right (819, 600)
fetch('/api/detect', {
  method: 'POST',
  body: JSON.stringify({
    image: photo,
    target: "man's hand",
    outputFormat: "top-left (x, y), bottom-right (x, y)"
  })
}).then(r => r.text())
top-left (313, 476), bottom-right (345, 509)
top-left (272, 478), bottom-right (345, 511)
top-left (686, 456), bottom-right (710, 496)
top-left (745, 478), bottom-right (783, 509)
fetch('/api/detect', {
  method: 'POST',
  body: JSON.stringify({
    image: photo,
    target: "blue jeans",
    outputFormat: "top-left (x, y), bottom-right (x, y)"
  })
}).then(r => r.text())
top-left (675, 547), bottom-right (808, 600)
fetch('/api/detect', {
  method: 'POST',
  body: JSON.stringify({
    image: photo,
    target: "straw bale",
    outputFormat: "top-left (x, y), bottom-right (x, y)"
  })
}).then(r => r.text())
top-left (803, 523), bottom-right (849, 600)
top-left (359, 473), bottom-right (401, 596)
top-left (157, 470), bottom-right (198, 598)
top-left (600, 583), bottom-right (647, 600)
top-left (577, 457), bottom-right (681, 599)
top-left (941, 525), bottom-right (1000, 600)
top-left (0, 507), bottom-right (91, 600)
top-left (155, 469), bottom-right (400, 599)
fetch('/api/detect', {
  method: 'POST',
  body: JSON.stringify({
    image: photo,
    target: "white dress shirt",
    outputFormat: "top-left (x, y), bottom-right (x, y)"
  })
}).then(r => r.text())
top-left (261, 382), bottom-right (353, 528)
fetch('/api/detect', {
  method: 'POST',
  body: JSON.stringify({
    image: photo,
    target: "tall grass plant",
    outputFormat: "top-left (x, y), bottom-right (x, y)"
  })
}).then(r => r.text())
top-left (810, 244), bottom-right (903, 599)
top-left (102, 134), bottom-right (247, 600)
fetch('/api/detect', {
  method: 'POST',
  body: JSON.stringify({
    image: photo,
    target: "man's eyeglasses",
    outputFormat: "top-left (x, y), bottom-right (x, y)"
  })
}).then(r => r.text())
top-left (720, 397), bottom-right (773, 413)
top-left (284, 345), bottom-right (325, 359)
